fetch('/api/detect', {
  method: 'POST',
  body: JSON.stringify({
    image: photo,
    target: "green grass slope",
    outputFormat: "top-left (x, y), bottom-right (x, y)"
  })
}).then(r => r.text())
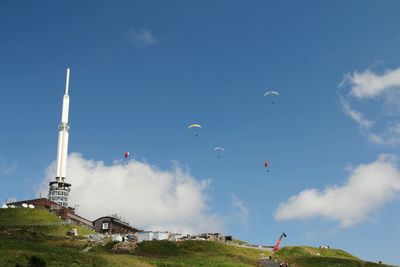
top-left (0, 208), bottom-right (60, 225)
top-left (0, 208), bottom-right (102, 267)
top-left (275, 246), bottom-right (392, 267)
top-left (133, 241), bottom-right (394, 267)
top-left (0, 208), bottom-right (93, 236)
top-left (276, 246), bottom-right (359, 260)
top-left (0, 209), bottom-right (395, 267)
top-left (133, 240), bottom-right (268, 266)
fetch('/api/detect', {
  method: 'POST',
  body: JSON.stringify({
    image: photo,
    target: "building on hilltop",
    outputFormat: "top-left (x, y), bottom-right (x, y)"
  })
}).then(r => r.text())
top-left (137, 231), bottom-right (169, 242)
top-left (6, 198), bottom-right (92, 227)
top-left (93, 216), bottom-right (141, 235)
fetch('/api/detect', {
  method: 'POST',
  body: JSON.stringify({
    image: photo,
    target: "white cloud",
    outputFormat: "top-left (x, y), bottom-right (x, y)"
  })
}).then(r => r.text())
top-left (368, 122), bottom-right (400, 145)
top-left (127, 28), bottom-right (157, 47)
top-left (341, 68), bottom-right (400, 99)
top-left (38, 153), bottom-right (223, 234)
top-left (339, 96), bottom-right (374, 129)
top-left (368, 134), bottom-right (386, 145)
top-left (339, 67), bottom-right (400, 146)
top-left (231, 194), bottom-right (249, 226)
top-left (383, 89), bottom-right (400, 116)
top-left (274, 155), bottom-right (400, 228)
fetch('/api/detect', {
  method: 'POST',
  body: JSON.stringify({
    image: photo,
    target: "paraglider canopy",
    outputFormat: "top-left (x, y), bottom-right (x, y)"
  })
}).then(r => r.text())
top-left (188, 124), bottom-right (202, 129)
top-left (264, 91), bottom-right (279, 96)
top-left (214, 147), bottom-right (225, 152)
top-left (264, 90), bottom-right (279, 104)
top-left (124, 152), bottom-right (130, 159)
top-left (214, 146), bottom-right (225, 159)
top-left (188, 123), bottom-right (202, 136)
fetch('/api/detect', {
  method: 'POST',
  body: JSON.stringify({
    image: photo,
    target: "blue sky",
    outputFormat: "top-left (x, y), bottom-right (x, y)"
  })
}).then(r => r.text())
top-left (1, 1), bottom-right (400, 264)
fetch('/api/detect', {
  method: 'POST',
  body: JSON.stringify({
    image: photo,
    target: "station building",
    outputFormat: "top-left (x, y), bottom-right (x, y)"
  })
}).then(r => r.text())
top-left (93, 216), bottom-right (141, 235)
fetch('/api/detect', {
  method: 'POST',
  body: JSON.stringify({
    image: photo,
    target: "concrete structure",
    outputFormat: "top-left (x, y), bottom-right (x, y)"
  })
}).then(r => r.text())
top-left (154, 231), bottom-right (169, 240)
top-left (197, 233), bottom-right (225, 241)
top-left (6, 198), bottom-right (92, 227)
top-left (93, 216), bottom-right (140, 235)
top-left (111, 234), bottom-right (123, 242)
top-left (168, 233), bottom-right (183, 241)
top-left (49, 68), bottom-right (72, 207)
top-left (138, 231), bottom-right (169, 242)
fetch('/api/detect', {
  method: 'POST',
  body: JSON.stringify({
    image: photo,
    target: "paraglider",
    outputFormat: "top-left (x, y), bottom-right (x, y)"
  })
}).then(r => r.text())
top-left (214, 147), bottom-right (225, 158)
top-left (264, 90), bottom-right (279, 104)
top-left (264, 160), bottom-right (270, 172)
top-left (188, 123), bottom-right (202, 136)
top-left (214, 147), bottom-right (225, 152)
top-left (123, 152), bottom-right (130, 164)
top-left (273, 232), bottom-right (287, 253)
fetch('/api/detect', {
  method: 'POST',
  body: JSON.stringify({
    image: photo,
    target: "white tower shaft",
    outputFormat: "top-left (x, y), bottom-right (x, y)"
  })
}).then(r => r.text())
top-left (56, 68), bottom-right (70, 180)
top-left (49, 68), bottom-right (72, 208)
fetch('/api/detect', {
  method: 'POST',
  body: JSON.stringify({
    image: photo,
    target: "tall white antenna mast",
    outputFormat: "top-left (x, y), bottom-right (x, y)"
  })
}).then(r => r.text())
top-left (49, 68), bottom-right (72, 208)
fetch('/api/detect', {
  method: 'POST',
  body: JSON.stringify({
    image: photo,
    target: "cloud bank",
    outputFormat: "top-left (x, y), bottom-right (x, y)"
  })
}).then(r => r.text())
top-left (39, 153), bottom-right (223, 234)
top-left (340, 67), bottom-right (400, 145)
top-left (274, 155), bottom-right (400, 227)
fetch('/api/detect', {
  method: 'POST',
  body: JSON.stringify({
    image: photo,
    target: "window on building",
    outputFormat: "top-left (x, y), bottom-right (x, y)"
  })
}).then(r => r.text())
top-left (102, 222), bottom-right (109, 230)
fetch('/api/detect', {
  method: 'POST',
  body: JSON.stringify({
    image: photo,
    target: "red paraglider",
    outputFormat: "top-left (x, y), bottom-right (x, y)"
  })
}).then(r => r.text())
top-left (123, 152), bottom-right (130, 165)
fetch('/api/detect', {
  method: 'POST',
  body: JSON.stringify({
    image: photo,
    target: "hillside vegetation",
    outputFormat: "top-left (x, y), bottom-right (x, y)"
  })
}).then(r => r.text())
top-left (274, 246), bottom-right (390, 267)
top-left (0, 208), bottom-right (103, 266)
top-left (0, 208), bottom-right (394, 267)
top-left (134, 240), bottom-right (267, 266)
top-left (0, 208), bottom-right (93, 236)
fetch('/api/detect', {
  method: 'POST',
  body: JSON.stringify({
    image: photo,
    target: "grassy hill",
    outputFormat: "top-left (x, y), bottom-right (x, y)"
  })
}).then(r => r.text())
top-left (0, 208), bottom-right (102, 266)
top-left (0, 208), bottom-right (93, 236)
top-left (133, 239), bottom-right (266, 266)
top-left (274, 246), bottom-right (390, 267)
top-left (0, 208), bottom-right (395, 267)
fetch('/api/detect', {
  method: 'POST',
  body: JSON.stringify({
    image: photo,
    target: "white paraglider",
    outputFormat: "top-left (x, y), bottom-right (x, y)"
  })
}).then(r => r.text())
top-left (264, 90), bottom-right (279, 104)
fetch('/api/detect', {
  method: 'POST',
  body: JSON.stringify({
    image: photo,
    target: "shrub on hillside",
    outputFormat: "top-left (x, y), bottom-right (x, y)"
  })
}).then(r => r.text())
top-left (28, 255), bottom-right (46, 267)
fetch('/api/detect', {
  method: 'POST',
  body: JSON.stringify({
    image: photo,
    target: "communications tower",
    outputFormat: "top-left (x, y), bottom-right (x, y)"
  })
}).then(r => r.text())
top-left (48, 68), bottom-right (72, 207)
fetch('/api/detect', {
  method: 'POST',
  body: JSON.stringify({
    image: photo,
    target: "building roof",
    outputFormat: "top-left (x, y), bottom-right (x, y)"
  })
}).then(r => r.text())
top-left (93, 216), bottom-right (141, 232)
top-left (7, 198), bottom-right (66, 209)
